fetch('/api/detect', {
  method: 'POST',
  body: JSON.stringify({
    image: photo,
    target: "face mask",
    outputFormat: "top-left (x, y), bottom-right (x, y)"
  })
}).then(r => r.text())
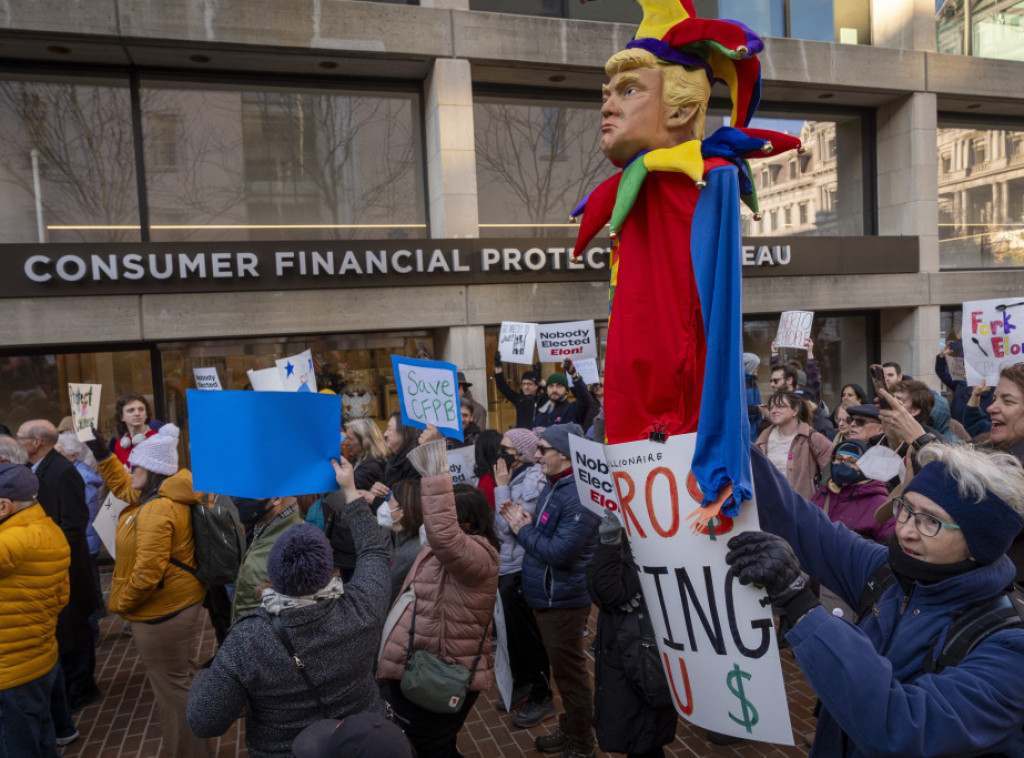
top-left (831, 463), bottom-right (862, 486)
top-left (234, 498), bottom-right (272, 526)
top-left (497, 452), bottom-right (517, 470)
top-left (376, 501), bottom-right (394, 528)
top-left (419, 523), bottom-right (429, 547)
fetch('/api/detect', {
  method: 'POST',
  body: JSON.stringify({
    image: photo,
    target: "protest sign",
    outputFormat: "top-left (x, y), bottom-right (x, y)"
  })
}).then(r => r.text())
top-left (247, 367), bottom-right (284, 392)
top-left (498, 321), bottom-right (538, 365)
top-left (68, 383), bottom-right (101, 441)
top-left (447, 445), bottom-right (478, 486)
top-left (493, 591), bottom-right (514, 713)
top-left (567, 434), bottom-right (621, 524)
top-left (277, 349), bottom-right (317, 393)
top-left (774, 311), bottom-right (813, 350)
top-left (963, 298), bottom-right (1024, 385)
top-left (535, 320), bottom-right (597, 362)
top-left (947, 355), bottom-right (966, 382)
top-left (93, 493), bottom-right (129, 558)
top-left (188, 389), bottom-right (340, 498)
top-left (605, 435), bottom-right (793, 744)
top-left (391, 355), bottom-right (463, 441)
top-left (574, 357), bottom-right (601, 385)
top-left (193, 367), bottom-right (222, 391)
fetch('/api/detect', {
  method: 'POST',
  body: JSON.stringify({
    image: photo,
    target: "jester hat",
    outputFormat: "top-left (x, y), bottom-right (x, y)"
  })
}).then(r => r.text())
top-left (588, 0), bottom-right (763, 128)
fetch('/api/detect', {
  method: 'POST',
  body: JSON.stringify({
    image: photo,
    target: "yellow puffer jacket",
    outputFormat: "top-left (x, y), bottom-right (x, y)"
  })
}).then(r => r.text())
top-left (0, 503), bottom-right (70, 689)
top-left (98, 457), bottom-right (205, 621)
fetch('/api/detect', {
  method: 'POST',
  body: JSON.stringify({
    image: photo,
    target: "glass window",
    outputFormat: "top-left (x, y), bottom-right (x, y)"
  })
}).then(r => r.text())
top-left (0, 350), bottom-right (154, 434)
top-left (0, 75), bottom-right (140, 243)
top-left (160, 331), bottom-right (434, 467)
top-left (474, 95), bottom-right (617, 238)
top-left (140, 82), bottom-right (427, 241)
top-left (937, 1), bottom-right (1024, 61)
top-left (938, 124), bottom-right (1024, 269)
top-left (694, 1), bottom-right (786, 38)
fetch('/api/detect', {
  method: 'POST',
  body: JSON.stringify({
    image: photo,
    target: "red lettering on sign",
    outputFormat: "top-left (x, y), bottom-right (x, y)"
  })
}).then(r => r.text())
top-left (612, 471), bottom-right (647, 538)
top-left (664, 652), bottom-right (694, 715)
top-left (645, 467), bottom-right (680, 538)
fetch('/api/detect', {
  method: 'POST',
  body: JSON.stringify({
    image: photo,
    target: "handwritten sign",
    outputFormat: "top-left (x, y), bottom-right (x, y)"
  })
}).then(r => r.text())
top-left (605, 435), bottom-right (793, 745)
top-left (963, 298), bottom-right (1024, 385)
top-left (192, 367), bottom-right (222, 391)
top-left (535, 320), bottom-right (597, 362)
top-left (498, 321), bottom-right (538, 365)
top-left (68, 383), bottom-right (101, 442)
top-left (93, 493), bottom-right (129, 558)
top-left (947, 355), bottom-right (966, 382)
top-left (247, 367), bottom-right (285, 392)
top-left (277, 349), bottom-right (317, 393)
top-left (187, 390), bottom-right (340, 498)
top-left (447, 445), bottom-right (478, 486)
top-left (567, 434), bottom-right (620, 523)
top-left (391, 355), bottom-right (463, 441)
top-left (775, 311), bottom-right (813, 350)
top-left (574, 357), bottom-right (601, 385)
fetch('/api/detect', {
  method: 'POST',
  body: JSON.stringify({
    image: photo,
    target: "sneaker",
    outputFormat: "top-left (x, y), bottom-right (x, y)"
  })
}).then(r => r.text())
top-left (513, 697), bottom-right (555, 728)
top-left (534, 728), bottom-right (568, 754)
top-left (561, 743), bottom-right (595, 758)
top-left (496, 684), bottom-right (530, 713)
top-left (55, 730), bottom-right (79, 747)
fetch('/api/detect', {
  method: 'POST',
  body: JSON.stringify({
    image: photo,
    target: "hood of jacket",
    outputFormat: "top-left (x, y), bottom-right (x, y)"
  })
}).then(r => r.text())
top-left (156, 468), bottom-right (201, 507)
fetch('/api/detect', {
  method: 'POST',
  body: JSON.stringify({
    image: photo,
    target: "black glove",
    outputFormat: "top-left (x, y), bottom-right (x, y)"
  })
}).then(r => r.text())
top-left (493, 350), bottom-right (503, 370)
top-left (562, 358), bottom-right (575, 376)
top-left (533, 361), bottom-right (543, 377)
top-left (85, 426), bottom-right (112, 463)
top-left (726, 531), bottom-right (818, 623)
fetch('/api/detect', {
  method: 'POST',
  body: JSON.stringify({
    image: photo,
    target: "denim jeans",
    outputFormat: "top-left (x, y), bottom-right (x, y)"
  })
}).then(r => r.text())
top-left (0, 660), bottom-right (59, 758)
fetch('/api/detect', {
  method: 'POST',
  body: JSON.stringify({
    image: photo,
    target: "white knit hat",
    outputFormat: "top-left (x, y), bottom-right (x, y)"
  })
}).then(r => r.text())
top-left (128, 423), bottom-right (180, 475)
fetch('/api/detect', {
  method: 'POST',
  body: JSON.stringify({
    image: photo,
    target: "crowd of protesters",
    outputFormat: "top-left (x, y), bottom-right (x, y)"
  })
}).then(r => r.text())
top-left (3, 340), bottom-right (1024, 758)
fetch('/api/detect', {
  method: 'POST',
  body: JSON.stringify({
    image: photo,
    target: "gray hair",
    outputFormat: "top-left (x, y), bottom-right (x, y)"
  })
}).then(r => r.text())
top-left (917, 443), bottom-right (1024, 517)
top-left (56, 432), bottom-right (98, 471)
top-left (20, 420), bottom-right (58, 446)
top-left (0, 435), bottom-right (28, 465)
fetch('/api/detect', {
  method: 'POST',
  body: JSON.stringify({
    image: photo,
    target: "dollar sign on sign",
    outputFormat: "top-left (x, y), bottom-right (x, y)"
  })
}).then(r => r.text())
top-left (726, 663), bottom-right (759, 733)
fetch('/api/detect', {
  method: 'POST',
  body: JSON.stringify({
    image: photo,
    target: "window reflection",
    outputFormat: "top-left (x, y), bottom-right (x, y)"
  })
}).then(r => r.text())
top-left (937, 1), bottom-right (1024, 61)
top-left (0, 77), bottom-right (140, 243)
top-left (141, 83), bottom-right (426, 241)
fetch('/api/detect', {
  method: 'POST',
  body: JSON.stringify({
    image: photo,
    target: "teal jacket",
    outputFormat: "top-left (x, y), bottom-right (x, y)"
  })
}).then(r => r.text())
top-left (231, 508), bottom-right (303, 624)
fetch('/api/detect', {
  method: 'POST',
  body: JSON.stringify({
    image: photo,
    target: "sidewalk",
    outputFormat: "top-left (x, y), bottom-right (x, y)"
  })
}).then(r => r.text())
top-left (63, 579), bottom-right (814, 758)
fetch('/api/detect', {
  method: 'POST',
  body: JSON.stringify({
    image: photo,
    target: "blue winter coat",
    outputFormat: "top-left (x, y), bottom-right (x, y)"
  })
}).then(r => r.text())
top-left (517, 472), bottom-right (600, 610)
top-left (73, 460), bottom-right (103, 556)
top-left (751, 447), bottom-right (1024, 758)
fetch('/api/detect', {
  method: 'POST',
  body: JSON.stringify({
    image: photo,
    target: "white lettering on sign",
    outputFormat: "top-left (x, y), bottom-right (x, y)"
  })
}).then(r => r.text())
top-left (741, 245), bottom-right (791, 267)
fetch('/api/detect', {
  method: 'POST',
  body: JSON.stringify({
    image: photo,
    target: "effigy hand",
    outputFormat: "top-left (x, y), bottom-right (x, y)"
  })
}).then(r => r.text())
top-left (686, 482), bottom-right (734, 534)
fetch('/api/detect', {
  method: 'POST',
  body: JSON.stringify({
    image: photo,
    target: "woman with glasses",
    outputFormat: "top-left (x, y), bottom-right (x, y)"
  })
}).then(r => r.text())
top-left (730, 442), bottom-right (1024, 757)
top-left (755, 392), bottom-right (833, 499)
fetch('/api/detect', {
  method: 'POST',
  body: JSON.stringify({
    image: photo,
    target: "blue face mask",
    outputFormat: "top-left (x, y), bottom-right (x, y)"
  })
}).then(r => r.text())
top-left (831, 463), bottom-right (862, 486)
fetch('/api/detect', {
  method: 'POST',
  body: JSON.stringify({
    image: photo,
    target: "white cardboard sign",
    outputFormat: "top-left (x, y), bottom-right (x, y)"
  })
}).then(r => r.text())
top-left (605, 434), bottom-right (793, 745)
top-left (192, 367), bottom-right (222, 391)
top-left (775, 311), bottom-right (814, 350)
top-left (247, 367), bottom-right (285, 392)
top-left (68, 383), bottom-right (102, 442)
top-left (567, 434), bottom-right (621, 523)
top-left (276, 349), bottom-right (317, 393)
top-left (498, 321), bottom-right (538, 365)
top-left (574, 357), bottom-right (601, 385)
top-left (446, 445), bottom-right (478, 486)
top-left (93, 493), bottom-right (130, 558)
top-left (535, 320), bottom-right (597, 362)
top-left (962, 298), bottom-right (1024, 386)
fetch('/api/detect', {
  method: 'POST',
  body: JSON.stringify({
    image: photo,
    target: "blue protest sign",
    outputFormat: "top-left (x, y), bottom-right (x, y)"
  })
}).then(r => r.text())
top-left (390, 355), bottom-right (464, 442)
top-left (187, 389), bottom-right (340, 498)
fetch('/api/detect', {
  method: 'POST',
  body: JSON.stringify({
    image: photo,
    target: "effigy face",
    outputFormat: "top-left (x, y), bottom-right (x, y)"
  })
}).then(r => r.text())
top-left (600, 67), bottom-right (687, 168)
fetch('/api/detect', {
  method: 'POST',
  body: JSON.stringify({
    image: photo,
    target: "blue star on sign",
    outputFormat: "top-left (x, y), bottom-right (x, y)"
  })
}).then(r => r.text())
top-left (284, 361), bottom-right (295, 377)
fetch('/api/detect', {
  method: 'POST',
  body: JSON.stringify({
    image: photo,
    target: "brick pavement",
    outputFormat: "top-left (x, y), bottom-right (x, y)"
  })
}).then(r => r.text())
top-left (62, 569), bottom-right (815, 758)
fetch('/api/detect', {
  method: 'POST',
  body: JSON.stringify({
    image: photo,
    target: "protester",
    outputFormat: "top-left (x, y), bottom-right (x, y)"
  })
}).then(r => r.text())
top-left (0, 463), bottom-right (71, 758)
top-left (493, 354), bottom-right (547, 429)
top-left (500, 423), bottom-right (601, 758)
top-left (811, 439), bottom-right (893, 541)
top-left (17, 420), bottom-right (100, 716)
top-left (188, 457), bottom-right (391, 758)
top-left (839, 383), bottom-right (867, 406)
top-left (744, 352), bottom-right (762, 443)
top-left (230, 495), bottom-right (303, 623)
top-left (845, 404), bottom-right (884, 444)
top-left (459, 399), bottom-right (482, 448)
top-left (382, 479), bottom-right (423, 603)
top-left (378, 413), bottom-right (420, 488)
top-left (377, 437), bottom-right (499, 758)
top-left (86, 424), bottom-right (211, 758)
top-left (582, 381), bottom-right (603, 436)
top-left (343, 418), bottom-right (388, 492)
top-left (473, 429), bottom-right (501, 507)
top-left (755, 393), bottom-right (832, 499)
top-left (109, 394), bottom-right (158, 467)
top-left (292, 713), bottom-right (414, 758)
top-left (770, 338), bottom-right (821, 398)
top-left (533, 361), bottom-right (592, 429)
top-left (936, 343), bottom-right (993, 424)
top-left (457, 372), bottom-right (487, 429)
top-left (588, 512), bottom-right (676, 758)
top-left (732, 443), bottom-right (1024, 756)
top-left (492, 428), bottom-right (551, 725)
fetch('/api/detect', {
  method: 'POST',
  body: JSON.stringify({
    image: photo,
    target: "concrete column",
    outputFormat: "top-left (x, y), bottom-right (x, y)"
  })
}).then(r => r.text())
top-left (436, 325), bottom-right (488, 419)
top-left (835, 118), bottom-right (864, 235)
top-left (881, 305), bottom-right (942, 389)
top-left (871, 0), bottom-right (935, 51)
top-left (424, 58), bottom-right (479, 238)
top-left (876, 92), bottom-right (938, 272)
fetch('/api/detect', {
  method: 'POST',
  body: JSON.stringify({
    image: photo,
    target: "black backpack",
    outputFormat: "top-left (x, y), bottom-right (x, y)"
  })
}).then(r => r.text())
top-left (170, 493), bottom-right (246, 586)
top-left (856, 564), bottom-right (1024, 672)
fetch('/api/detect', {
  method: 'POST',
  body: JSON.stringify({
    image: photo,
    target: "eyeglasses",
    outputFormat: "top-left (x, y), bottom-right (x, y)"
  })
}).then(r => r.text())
top-left (536, 445), bottom-right (556, 455)
top-left (893, 497), bottom-right (961, 538)
top-left (849, 417), bottom-right (876, 427)
top-left (837, 416), bottom-right (851, 426)
top-left (832, 454), bottom-right (859, 465)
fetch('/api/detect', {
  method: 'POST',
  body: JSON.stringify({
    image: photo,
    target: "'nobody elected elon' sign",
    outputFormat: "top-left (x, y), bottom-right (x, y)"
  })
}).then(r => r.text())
top-left (604, 435), bottom-right (793, 745)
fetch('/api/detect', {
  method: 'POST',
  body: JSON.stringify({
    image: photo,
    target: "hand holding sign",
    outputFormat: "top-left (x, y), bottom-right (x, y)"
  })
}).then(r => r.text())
top-left (391, 356), bottom-right (463, 442)
top-left (963, 298), bottom-right (1024, 385)
top-left (68, 383), bottom-right (101, 442)
top-left (498, 321), bottom-right (538, 365)
top-left (775, 311), bottom-right (814, 350)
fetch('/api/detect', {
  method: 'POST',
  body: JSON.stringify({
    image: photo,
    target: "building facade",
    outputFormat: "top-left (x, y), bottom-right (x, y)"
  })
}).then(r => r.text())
top-left (1, 0), bottom-right (1023, 442)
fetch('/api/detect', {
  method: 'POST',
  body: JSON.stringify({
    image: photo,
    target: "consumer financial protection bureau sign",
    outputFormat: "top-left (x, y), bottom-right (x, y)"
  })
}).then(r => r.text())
top-left (0, 236), bottom-right (917, 298)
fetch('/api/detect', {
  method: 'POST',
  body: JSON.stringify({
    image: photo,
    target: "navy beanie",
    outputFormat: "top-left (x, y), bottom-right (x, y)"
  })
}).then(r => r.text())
top-left (904, 461), bottom-right (1024, 566)
top-left (267, 523), bottom-right (335, 596)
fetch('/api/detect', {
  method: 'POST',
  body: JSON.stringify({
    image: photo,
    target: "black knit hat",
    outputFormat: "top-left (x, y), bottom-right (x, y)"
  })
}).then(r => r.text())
top-left (267, 524), bottom-right (334, 596)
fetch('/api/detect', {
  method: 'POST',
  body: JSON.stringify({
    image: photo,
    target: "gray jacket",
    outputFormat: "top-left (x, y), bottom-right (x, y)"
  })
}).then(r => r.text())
top-left (493, 463), bottom-right (544, 576)
top-left (186, 495), bottom-right (391, 758)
